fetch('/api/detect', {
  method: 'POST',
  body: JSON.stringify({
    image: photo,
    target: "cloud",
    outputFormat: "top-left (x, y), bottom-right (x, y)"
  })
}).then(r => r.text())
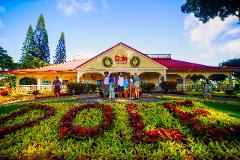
top-left (219, 39), bottom-right (240, 56)
top-left (0, 6), bottom-right (5, 13)
top-left (56, 0), bottom-right (95, 15)
top-left (184, 14), bottom-right (240, 59)
top-left (225, 28), bottom-right (240, 36)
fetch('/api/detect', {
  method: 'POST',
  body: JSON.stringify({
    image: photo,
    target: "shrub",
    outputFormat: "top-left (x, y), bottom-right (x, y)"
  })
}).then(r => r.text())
top-left (0, 89), bottom-right (9, 96)
top-left (141, 82), bottom-right (155, 93)
top-left (89, 83), bottom-right (98, 93)
top-left (32, 90), bottom-right (40, 95)
top-left (66, 82), bottom-right (97, 94)
top-left (160, 81), bottom-right (177, 92)
top-left (225, 89), bottom-right (234, 95)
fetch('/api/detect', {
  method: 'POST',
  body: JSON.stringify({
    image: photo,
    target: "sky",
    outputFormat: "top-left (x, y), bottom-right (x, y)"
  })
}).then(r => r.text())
top-left (0, 0), bottom-right (240, 66)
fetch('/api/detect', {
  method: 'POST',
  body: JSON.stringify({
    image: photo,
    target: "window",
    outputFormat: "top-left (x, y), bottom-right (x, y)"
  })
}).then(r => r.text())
top-left (42, 80), bottom-right (51, 85)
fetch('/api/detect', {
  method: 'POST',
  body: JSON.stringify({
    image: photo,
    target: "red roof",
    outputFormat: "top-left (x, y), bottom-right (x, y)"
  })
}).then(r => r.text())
top-left (152, 58), bottom-right (237, 71)
top-left (7, 59), bottom-right (89, 74)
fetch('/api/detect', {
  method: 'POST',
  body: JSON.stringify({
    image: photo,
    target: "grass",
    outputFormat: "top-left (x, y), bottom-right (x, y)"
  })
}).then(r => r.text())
top-left (202, 100), bottom-right (240, 119)
top-left (0, 97), bottom-right (240, 159)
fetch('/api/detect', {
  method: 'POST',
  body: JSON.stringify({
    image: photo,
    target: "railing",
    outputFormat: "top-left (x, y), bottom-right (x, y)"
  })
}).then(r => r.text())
top-left (146, 54), bottom-right (171, 59)
top-left (18, 85), bottom-right (67, 92)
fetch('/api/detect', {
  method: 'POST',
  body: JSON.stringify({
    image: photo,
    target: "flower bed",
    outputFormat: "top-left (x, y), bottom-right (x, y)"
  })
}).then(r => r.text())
top-left (162, 100), bottom-right (240, 142)
top-left (0, 104), bottom-right (54, 138)
top-left (59, 103), bottom-right (114, 140)
top-left (0, 99), bottom-right (240, 159)
top-left (127, 103), bottom-right (187, 143)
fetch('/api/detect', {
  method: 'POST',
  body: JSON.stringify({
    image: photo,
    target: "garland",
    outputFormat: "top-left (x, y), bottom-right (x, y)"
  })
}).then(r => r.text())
top-left (0, 104), bottom-right (55, 138)
top-left (130, 56), bottom-right (140, 67)
top-left (102, 56), bottom-right (113, 68)
top-left (162, 100), bottom-right (240, 142)
top-left (127, 103), bottom-right (186, 143)
top-left (59, 103), bottom-right (114, 140)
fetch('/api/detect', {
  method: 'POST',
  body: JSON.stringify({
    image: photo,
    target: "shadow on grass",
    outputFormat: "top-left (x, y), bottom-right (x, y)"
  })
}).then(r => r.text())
top-left (0, 98), bottom-right (77, 115)
top-left (202, 100), bottom-right (240, 119)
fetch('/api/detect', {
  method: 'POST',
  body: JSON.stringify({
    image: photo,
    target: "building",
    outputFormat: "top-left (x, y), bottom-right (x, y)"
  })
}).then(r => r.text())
top-left (6, 42), bottom-right (237, 91)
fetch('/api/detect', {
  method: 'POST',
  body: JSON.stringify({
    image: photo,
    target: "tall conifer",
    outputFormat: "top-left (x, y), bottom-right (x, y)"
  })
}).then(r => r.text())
top-left (54, 32), bottom-right (66, 64)
top-left (34, 14), bottom-right (50, 63)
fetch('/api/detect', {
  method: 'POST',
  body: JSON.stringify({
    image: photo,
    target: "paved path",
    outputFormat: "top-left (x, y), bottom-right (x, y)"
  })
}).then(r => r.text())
top-left (1, 93), bottom-right (240, 106)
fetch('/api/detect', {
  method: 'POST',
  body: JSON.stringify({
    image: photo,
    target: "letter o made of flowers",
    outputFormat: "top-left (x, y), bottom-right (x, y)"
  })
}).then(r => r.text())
top-left (0, 104), bottom-right (55, 138)
top-left (102, 56), bottom-right (113, 68)
top-left (59, 103), bottom-right (114, 140)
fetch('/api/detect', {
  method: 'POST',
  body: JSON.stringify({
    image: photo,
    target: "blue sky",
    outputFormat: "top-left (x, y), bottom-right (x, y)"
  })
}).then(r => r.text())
top-left (0, 0), bottom-right (240, 66)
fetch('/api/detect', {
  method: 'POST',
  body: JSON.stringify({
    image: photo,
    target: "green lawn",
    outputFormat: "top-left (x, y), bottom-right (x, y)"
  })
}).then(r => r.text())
top-left (0, 97), bottom-right (239, 159)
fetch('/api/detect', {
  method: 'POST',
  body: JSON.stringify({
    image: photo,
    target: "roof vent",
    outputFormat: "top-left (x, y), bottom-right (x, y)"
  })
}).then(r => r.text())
top-left (146, 54), bottom-right (171, 59)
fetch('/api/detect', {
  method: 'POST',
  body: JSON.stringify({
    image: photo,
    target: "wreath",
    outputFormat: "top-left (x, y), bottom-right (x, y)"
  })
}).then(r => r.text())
top-left (0, 104), bottom-right (55, 138)
top-left (59, 103), bottom-right (114, 140)
top-left (102, 56), bottom-right (113, 68)
top-left (130, 56), bottom-right (140, 67)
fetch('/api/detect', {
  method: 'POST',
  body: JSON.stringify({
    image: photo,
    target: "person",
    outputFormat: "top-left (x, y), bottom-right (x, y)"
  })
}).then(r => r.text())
top-left (123, 76), bottom-right (129, 98)
top-left (129, 75), bottom-right (134, 99)
top-left (133, 73), bottom-right (140, 99)
top-left (53, 76), bottom-right (62, 97)
top-left (109, 73), bottom-right (115, 99)
top-left (103, 71), bottom-right (109, 99)
top-left (203, 83), bottom-right (210, 99)
top-left (117, 73), bottom-right (124, 98)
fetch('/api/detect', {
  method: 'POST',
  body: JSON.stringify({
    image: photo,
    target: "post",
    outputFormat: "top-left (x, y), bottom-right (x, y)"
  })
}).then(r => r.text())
top-left (37, 77), bottom-right (41, 90)
top-left (229, 73), bottom-right (233, 89)
top-left (182, 75), bottom-right (186, 91)
top-left (16, 77), bottom-right (20, 90)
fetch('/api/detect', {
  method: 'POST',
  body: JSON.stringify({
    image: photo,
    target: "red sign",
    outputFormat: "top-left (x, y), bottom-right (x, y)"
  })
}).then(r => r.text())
top-left (115, 55), bottom-right (128, 64)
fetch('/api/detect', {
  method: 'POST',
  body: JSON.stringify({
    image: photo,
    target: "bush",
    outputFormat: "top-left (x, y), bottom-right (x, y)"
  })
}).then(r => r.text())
top-left (0, 90), bottom-right (9, 96)
top-left (225, 89), bottom-right (234, 95)
top-left (160, 82), bottom-right (177, 92)
top-left (66, 82), bottom-right (97, 94)
top-left (141, 82), bottom-right (155, 93)
top-left (32, 90), bottom-right (40, 95)
top-left (89, 83), bottom-right (98, 93)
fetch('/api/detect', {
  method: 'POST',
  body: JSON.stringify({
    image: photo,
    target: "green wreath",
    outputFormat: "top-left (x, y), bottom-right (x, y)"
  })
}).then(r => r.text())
top-left (130, 56), bottom-right (140, 67)
top-left (102, 56), bottom-right (113, 68)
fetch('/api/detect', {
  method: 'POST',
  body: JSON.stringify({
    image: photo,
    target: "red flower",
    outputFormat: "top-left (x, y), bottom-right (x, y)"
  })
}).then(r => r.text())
top-left (59, 127), bottom-right (69, 137)
top-left (79, 128), bottom-right (89, 134)
top-left (135, 122), bottom-right (145, 129)
top-left (147, 130), bottom-right (158, 137)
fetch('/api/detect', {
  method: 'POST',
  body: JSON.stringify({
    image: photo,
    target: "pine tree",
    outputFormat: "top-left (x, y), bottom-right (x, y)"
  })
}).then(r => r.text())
top-left (0, 46), bottom-right (15, 70)
top-left (20, 25), bottom-right (38, 65)
top-left (34, 14), bottom-right (50, 63)
top-left (54, 32), bottom-right (66, 64)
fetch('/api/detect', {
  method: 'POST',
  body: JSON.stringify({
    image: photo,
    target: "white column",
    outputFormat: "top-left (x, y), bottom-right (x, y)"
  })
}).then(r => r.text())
top-left (163, 70), bottom-right (167, 82)
top-left (77, 71), bottom-right (83, 83)
top-left (37, 78), bottom-right (41, 90)
top-left (182, 75), bottom-right (186, 91)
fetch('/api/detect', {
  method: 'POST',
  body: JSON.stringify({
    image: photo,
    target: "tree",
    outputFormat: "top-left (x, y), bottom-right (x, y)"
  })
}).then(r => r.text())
top-left (221, 58), bottom-right (240, 81)
top-left (54, 32), bottom-right (66, 64)
top-left (0, 46), bottom-right (15, 70)
top-left (21, 56), bottom-right (49, 69)
top-left (34, 14), bottom-right (50, 63)
top-left (190, 74), bottom-right (205, 90)
top-left (181, 0), bottom-right (240, 23)
top-left (20, 25), bottom-right (39, 68)
top-left (209, 74), bottom-right (227, 91)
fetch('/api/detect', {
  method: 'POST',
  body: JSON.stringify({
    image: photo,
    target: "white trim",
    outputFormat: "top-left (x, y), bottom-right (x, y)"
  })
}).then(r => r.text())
top-left (76, 68), bottom-right (167, 71)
